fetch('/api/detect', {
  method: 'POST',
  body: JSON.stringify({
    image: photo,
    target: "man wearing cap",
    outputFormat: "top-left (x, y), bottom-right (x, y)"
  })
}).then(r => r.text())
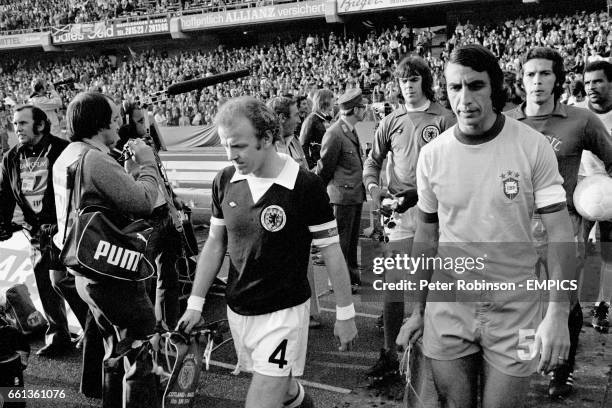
top-left (315, 88), bottom-right (368, 290)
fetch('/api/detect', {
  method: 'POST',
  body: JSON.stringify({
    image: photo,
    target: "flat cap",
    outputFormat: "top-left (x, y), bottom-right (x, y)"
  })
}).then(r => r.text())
top-left (338, 88), bottom-right (366, 110)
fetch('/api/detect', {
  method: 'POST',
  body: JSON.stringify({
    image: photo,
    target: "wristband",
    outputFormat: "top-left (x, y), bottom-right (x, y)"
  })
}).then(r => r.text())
top-left (367, 183), bottom-right (379, 195)
top-left (187, 295), bottom-right (205, 312)
top-left (336, 303), bottom-right (356, 320)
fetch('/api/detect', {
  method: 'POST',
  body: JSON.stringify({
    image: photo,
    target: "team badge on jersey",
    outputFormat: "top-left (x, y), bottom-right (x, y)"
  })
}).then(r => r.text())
top-left (501, 171), bottom-right (520, 200)
top-left (261, 205), bottom-right (287, 232)
top-left (421, 125), bottom-right (440, 143)
top-left (178, 360), bottom-right (196, 389)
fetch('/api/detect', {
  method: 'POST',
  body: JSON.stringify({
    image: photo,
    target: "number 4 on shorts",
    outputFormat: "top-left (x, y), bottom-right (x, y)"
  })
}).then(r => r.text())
top-left (268, 339), bottom-right (288, 368)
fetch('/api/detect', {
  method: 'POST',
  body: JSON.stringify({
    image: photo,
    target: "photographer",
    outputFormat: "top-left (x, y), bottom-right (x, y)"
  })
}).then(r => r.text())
top-left (0, 105), bottom-right (89, 357)
top-left (28, 79), bottom-right (62, 138)
top-left (53, 92), bottom-right (160, 407)
top-left (119, 102), bottom-right (181, 330)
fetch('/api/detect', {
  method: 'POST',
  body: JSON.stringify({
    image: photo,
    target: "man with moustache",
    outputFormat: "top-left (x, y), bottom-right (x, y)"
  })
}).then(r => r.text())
top-left (576, 61), bottom-right (612, 334)
top-left (397, 45), bottom-right (574, 408)
top-left (0, 105), bottom-right (88, 358)
top-left (506, 47), bottom-right (612, 399)
top-left (363, 55), bottom-right (455, 380)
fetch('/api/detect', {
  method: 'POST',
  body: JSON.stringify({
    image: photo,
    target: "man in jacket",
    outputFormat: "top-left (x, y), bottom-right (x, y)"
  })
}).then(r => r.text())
top-left (315, 88), bottom-right (368, 289)
top-left (0, 105), bottom-right (88, 357)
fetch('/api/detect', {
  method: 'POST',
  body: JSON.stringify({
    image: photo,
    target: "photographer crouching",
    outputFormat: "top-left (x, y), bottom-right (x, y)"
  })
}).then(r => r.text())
top-left (53, 92), bottom-right (159, 407)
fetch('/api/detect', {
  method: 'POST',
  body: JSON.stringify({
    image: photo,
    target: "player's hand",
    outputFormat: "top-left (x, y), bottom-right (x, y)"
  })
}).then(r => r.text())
top-left (396, 312), bottom-right (424, 348)
top-left (334, 318), bottom-right (357, 351)
top-left (533, 311), bottom-right (570, 374)
top-left (176, 309), bottom-right (203, 334)
top-left (129, 139), bottom-right (155, 164)
top-left (370, 185), bottom-right (384, 210)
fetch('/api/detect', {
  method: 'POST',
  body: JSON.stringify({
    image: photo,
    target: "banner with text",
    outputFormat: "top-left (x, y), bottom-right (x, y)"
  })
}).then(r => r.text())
top-left (337, 0), bottom-right (457, 14)
top-left (51, 18), bottom-right (169, 44)
top-left (179, 0), bottom-right (325, 31)
top-left (0, 33), bottom-right (45, 50)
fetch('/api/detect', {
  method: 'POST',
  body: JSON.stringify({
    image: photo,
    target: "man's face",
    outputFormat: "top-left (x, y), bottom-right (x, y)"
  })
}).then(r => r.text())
top-left (585, 69), bottom-right (612, 106)
top-left (522, 58), bottom-right (557, 106)
top-left (298, 99), bottom-right (310, 116)
top-left (100, 101), bottom-right (122, 148)
top-left (398, 74), bottom-right (427, 106)
top-left (445, 63), bottom-right (496, 134)
top-left (131, 109), bottom-right (148, 138)
top-left (282, 103), bottom-right (299, 137)
top-left (219, 116), bottom-right (269, 176)
top-left (13, 109), bottom-right (42, 146)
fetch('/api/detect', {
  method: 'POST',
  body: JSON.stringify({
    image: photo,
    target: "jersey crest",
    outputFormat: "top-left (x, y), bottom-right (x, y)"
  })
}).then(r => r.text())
top-left (260, 205), bottom-right (287, 232)
top-left (501, 170), bottom-right (520, 200)
top-left (421, 125), bottom-right (440, 143)
top-left (178, 359), bottom-right (196, 389)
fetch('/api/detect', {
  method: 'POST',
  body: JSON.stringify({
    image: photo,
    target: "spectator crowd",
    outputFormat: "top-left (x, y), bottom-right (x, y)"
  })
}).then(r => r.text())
top-left (0, 8), bottom-right (611, 133)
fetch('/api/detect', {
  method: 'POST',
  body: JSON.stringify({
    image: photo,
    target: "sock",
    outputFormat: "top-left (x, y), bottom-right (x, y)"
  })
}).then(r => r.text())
top-left (283, 382), bottom-right (304, 408)
top-left (567, 302), bottom-right (583, 370)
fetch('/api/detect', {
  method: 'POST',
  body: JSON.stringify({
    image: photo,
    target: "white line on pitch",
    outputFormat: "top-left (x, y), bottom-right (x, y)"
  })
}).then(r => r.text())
top-left (207, 360), bottom-right (352, 394)
top-left (319, 307), bottom-right (379, 319)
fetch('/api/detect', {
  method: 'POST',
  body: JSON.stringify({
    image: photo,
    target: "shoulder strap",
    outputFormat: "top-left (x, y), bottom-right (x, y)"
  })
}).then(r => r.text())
top-left (61, 150), bottom-right (88, 243)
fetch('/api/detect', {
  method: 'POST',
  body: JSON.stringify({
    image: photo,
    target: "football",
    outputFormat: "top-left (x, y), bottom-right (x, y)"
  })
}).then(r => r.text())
top-left (574, 175), bottom-right (612, 221)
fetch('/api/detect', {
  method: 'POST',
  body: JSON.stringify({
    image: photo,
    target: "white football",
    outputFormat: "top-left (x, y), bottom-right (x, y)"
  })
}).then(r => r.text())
top-left (574, 175), bottom-right (612, 221)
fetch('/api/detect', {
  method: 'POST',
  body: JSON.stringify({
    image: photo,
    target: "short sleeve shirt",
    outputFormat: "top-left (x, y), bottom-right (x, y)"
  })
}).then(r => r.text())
top-left (211, 155), bottom-right (338, 315)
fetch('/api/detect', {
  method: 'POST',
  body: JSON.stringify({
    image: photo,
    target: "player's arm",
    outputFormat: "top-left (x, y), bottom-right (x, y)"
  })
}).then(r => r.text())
top-left (178, 172), bottom-right (228, 332)
top-left (178, 222), bottom-right (227, 333)
top-left (363, 120), bottom-right (390, 209)
top-left (531, 136), bottom-right (573, 373)
top-left (307, 176), bottom-right (357, 351)
top-left (397, 150), bottom-right (438, 347)
top-left (584, 113), bottom-right (612, 176)
top-left (536, 207), bottom-right (573, 374)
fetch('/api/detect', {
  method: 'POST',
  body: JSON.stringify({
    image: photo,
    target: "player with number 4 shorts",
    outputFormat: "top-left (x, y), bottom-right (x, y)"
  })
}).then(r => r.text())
top-left (177, 96), bottom-right (357, 408)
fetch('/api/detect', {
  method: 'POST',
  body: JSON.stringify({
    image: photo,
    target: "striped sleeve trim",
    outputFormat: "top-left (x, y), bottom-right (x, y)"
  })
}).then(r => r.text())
top-left (210, 216), bottom-right (226, 226)
top-left (309, 220), bottom-right (339, 247)
top-left (313, 235), bottom-right (340, 248)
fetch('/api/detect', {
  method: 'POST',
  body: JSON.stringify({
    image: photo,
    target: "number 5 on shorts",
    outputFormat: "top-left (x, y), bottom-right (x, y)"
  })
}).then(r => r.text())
top-left (517, 329), bottom-right (536, 361)
top-left (268, 339), bottom-right (288, 368)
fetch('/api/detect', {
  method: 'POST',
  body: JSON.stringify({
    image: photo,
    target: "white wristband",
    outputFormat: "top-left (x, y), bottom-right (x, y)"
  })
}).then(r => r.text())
top-left (367, 183), bottom-right (379, 194)
top-left (336, 303), bottom-right (356, 320)
top-left (187, 295), bottom-right (205, 312)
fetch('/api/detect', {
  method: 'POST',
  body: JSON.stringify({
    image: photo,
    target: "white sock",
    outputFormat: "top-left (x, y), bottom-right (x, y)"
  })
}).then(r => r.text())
top-left (283, 382), bottom-right (304, 408)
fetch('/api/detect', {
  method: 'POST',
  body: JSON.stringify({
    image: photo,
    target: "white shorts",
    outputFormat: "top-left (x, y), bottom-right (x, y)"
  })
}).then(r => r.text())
top-left (384, 205), bottom-right (417, 242)
top-left (227, 300), bottom-right (310, 377)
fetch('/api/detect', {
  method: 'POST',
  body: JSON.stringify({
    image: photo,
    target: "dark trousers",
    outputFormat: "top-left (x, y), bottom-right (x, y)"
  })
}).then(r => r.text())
top-left (146, 207), bottom-right (181, 329)
top-left (333, 203), bottom-right (363, 285)
top-left (75, 275), bottom-right (156, 408)
top-left (29, 232), bottom-right (89, 345)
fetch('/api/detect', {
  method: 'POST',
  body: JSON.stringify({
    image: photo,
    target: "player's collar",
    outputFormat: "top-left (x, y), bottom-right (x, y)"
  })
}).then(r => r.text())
top-left (516, 101), bottom-right (568, 118)
top-left (230, 153), bottom-right (299, 190)
top-left (82, 138), bottom-right (111, 154)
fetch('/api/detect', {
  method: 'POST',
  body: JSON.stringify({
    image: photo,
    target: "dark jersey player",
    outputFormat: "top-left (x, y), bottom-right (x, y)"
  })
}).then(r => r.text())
top-left (506, 47), bottom-right (612, 399)
top-left (177, 96), bottom-right (357, 408)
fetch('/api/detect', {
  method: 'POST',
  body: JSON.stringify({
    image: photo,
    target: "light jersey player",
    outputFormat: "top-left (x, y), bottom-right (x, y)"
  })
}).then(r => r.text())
top-left (577, 61), bottom-right (612, 334)
top-left (506, 48), bottom-right (612, 399)
top-left (362, 55), bottom-right (455, 380)
top-left (177, 97), bottom-right (357, 408)
top-left (397, 45), bottom-right (574, 408)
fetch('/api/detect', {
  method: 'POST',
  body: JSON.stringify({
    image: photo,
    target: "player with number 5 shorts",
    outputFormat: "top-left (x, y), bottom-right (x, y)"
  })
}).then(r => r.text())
top-left (177, 96), bottom-right (357, 408)
top-left (396, 45), bottom-right (575, 408)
